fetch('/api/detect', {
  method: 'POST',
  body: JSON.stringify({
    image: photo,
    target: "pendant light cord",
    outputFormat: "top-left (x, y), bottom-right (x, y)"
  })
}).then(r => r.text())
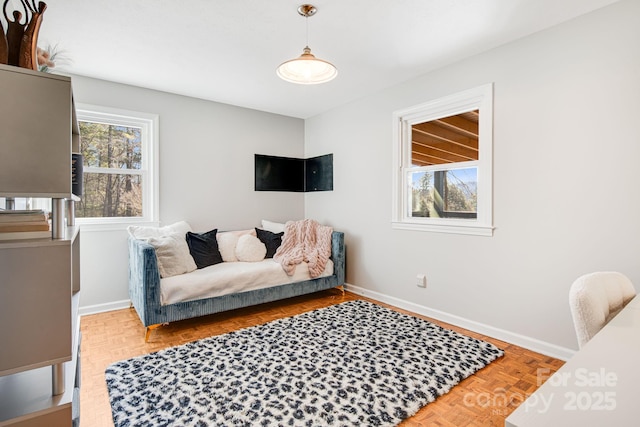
top-left (305, 15), bottom-right (310, 48)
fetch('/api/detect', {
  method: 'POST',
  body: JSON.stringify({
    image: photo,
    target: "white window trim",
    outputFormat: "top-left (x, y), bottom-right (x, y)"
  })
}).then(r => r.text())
top-left (75, 104), bottom-right (159, 228)
top-left (391, 84), bottom-right (494, 236)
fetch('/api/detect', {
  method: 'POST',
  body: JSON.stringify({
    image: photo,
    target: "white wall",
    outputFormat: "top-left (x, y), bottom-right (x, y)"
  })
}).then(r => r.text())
top-left (71, 76), bottom-right (305, 310)
top-left (305, 0), bottom-right (640, 354)
top-left (74, 1), bottom-right (640, 355)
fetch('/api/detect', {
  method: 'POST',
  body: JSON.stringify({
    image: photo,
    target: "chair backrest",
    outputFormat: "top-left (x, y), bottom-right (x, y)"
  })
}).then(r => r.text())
top-left (569, 271), bottom-right (636, 349)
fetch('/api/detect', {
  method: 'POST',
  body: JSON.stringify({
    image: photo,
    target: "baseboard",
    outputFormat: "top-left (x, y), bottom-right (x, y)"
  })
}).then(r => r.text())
top-left (78, 286), bottom-right (575, 360)
top-left (79, 299), bottom-right (131, 316)
top-left (345, 283), bottom-right (575, 361)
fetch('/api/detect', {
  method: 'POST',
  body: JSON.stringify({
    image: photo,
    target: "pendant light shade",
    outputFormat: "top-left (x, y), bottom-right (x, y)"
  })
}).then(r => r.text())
top-left (277, 46), bottom-right (338, 84)
top-left (277, 4), bottom-right (337, 85)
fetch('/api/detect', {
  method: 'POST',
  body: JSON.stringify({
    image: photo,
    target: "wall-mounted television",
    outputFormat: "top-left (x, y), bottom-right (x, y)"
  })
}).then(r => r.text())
top-left (255, 155), bottom-right (304, 192)
top-left (255, 153), bottom-right (333, 192)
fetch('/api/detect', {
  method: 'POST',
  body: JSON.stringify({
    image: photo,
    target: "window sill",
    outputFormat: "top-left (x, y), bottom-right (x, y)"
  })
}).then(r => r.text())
top-left (392, 220), bottom-right (494, 237)
top-left (76, 218), bottom-right (159, 232)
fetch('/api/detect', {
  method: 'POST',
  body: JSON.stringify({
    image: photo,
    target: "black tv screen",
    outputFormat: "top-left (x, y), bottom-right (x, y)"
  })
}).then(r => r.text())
top-left (255, 155), bottom-right (305, 192)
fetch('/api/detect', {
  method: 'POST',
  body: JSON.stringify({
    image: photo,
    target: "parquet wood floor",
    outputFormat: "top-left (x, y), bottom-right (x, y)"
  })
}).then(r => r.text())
top-left (80, 290), bottom-right (564, 426)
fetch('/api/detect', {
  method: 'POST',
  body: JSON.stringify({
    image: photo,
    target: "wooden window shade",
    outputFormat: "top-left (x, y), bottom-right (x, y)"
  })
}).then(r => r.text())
top-left (411, 110), bottom-right (479, 166)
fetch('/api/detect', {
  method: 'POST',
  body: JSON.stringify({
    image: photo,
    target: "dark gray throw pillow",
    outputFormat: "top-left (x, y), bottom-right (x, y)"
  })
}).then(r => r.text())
top-left (185, 229), bottom-right (223, 269)
top-left (255, 228), bottom-right (284, 258)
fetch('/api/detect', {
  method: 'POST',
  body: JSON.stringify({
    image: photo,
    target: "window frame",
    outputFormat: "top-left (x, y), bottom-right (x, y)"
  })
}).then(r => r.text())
top-left (75, 104), bottom-right (159, 227)
top-left (391, 84), bottom-right (494, 236)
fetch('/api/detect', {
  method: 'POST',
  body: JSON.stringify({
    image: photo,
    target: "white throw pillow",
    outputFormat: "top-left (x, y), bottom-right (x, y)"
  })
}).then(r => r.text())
top-left (216, 229), bottom-right (256, 262)
top-left (235, 234), bottom-right (267, 262)
top-left (261, 220), bottom-right (286, 234)
top-left (217, 232), bottom-right (239, 262)
top-left (147, 233), bottom-right (197, 278)
top-left (127, 221), bottom-right (192, 240)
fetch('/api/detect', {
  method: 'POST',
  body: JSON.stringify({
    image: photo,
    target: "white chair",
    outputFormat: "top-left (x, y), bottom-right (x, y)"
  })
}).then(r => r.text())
top-left (569, 271), bottom-right (636, 349)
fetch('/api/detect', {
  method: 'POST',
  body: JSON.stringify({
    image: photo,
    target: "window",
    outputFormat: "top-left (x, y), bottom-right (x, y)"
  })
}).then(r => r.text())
top-left (392, 84), bottom-right (493, 236)
top-left (76, 105), bottom-right (158, 224)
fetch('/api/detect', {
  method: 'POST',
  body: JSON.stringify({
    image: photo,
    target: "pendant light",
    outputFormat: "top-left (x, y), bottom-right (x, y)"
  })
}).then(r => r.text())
top-left (276, 4), bottom-right (337, 85)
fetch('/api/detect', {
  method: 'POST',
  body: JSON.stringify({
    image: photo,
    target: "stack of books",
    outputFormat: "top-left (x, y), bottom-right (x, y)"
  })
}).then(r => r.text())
top-left (0, 209), bottom-right (51, 240)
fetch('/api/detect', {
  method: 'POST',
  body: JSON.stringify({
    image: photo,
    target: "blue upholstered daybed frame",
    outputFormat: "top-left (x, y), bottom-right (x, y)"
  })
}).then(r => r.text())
top-left (128, 231), bottom-right (345, 340)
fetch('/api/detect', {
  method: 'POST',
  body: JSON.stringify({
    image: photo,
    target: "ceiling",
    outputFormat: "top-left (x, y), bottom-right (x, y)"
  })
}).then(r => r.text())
top-left (28, 0), bottom-right (620, 119)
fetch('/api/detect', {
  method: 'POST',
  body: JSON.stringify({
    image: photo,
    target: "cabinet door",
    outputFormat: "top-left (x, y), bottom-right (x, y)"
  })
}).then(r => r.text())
top-left (0, 243), bottom-right (72, 375)
top-left (0, 67), bottom-right (72, 197)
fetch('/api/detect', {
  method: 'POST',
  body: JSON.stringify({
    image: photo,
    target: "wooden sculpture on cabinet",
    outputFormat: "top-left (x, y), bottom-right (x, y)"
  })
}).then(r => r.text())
top-left (0, 0), bottom-right (47, 70)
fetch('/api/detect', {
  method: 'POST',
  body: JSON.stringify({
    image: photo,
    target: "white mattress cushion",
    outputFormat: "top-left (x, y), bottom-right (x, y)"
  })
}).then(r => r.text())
top-left (161, 258), bottom-right (333, 305)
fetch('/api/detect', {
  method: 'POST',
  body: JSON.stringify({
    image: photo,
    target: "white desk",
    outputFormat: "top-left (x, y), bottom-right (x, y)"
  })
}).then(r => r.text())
top-left (505, 295), bottom-right (640, 426)
top-left (623, 295), bottom-right (640, 311)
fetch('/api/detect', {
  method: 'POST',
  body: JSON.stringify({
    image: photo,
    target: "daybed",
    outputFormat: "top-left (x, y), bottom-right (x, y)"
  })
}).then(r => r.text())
top-left (128, 223), bottom-right (345, 341)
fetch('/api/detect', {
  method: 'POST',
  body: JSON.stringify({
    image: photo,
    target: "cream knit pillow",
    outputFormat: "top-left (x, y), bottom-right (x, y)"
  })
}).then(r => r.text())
top-left (217, 229), bottom-right (257, 262)
top-left (147, 233), bottom-right (197, 278)
top-left (235, 234), bottom-right (267, 262)
top-left (127, 221), bottom-right (192, 240)
top-left (261, 219), bottom-right (286, 234)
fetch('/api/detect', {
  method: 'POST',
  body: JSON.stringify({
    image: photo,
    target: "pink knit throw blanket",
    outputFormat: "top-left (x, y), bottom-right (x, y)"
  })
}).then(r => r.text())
top-left (273, 219), bottom-right (333, 278)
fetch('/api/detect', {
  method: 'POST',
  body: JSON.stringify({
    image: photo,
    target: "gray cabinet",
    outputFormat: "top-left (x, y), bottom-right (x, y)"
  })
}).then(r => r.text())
top-left (0, 64), bottom-right (81, 427)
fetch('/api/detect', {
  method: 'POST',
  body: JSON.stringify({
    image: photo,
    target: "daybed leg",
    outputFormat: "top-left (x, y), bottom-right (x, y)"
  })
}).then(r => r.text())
top-left (339, 285), bottom-right (345, 296)
top-left (145, 324), bottom-right (162, 343)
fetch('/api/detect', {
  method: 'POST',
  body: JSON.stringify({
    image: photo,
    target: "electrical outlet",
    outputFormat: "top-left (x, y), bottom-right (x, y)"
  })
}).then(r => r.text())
top-left (416, 274), bottom-right (427, 288)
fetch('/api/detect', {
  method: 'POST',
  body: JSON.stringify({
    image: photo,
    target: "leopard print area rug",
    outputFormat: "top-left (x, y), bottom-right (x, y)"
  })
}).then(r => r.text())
top-left (106, 300), bottom-right (503, 426)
